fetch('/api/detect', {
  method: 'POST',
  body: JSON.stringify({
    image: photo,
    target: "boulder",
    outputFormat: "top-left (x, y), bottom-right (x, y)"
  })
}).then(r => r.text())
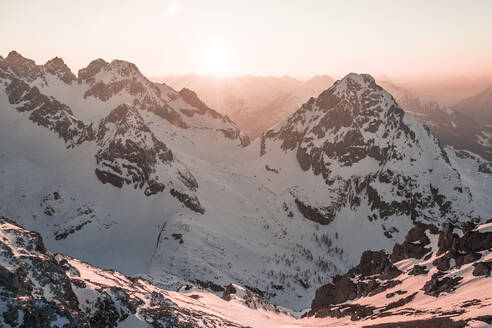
top-left (472, 262), bottom-right (492, 276)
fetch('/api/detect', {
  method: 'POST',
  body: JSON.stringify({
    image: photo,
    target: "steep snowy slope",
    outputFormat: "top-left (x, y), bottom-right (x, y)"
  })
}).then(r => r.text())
top-left (1, 52), bottom-right (491, 311)
top-left (379, 80), bottom-right (492, 161)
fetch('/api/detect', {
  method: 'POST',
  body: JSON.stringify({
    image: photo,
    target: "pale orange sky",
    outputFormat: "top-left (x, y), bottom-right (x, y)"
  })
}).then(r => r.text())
top-left (1, 0), bottom-right (491, 79)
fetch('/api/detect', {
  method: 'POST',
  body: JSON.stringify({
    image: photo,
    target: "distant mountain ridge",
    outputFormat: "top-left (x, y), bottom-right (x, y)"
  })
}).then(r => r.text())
top-left (163, 74), bottom-right (492, 161)
top-left (162, 74), bottom-right (335, 139)
top-left (454, 85), bottom-right (492, 123)
top-left (379, 79), bottom-right (492, 161)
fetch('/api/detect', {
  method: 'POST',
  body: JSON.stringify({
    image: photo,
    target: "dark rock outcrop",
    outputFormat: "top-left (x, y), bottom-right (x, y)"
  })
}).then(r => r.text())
top-left (423, 272), bottom-right (463, 296)
top-left (309, 221), bottom-right (492, 320)
top-left (311, 250), bottom-right (401, 312)
top-left (391, 223), bottom-right (438, 263)
top-left (170, 189), bottom-right (205, 214)
top-left (472, 261), bottom-right (492, 276)
top-left (408, 264), bottom-right (428, 275)
top-left (95, 104), bottom-right (174, 196)
top-left (295, 198), bottom-right (335, 225)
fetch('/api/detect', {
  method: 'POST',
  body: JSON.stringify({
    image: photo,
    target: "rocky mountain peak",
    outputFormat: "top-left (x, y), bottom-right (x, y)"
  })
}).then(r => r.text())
top-left (331, 73), bottom-right (377, 94)
top-left (44, 56), bottom-right (76, 83)
top-left (5, 50), bottom-right (36, 67)
top-left (4, 50), bottom-right (42, 80)
top-left (108, 59), bottom-right (142, 77)
top-left (77, 58), bottom-right (108, 83)
top-left (77, 58), bottom-right (145, 84)
top-left (262, 72), bottom-right (412, 166)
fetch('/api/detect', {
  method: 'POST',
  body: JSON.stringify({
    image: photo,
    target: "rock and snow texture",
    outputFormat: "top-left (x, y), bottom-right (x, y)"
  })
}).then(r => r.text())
top-left (306, 221), bottom-right (492, 327)
top-left (1, 216), bottom-right (491, 328)
top-left (0, 216), bottom-right (263, 327)
top-left (0, 51), bottom-right (491, 311)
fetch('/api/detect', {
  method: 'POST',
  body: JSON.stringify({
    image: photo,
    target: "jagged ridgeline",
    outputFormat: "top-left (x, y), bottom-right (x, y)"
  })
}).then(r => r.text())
top-left (0, 52), bottom-right (490, 312)
top-left (0, 51), bottom-right (249, 212)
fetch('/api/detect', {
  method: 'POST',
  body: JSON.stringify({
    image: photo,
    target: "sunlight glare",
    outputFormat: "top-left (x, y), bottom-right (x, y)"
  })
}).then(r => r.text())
top-left (203, 43), bottom-right (232, 77)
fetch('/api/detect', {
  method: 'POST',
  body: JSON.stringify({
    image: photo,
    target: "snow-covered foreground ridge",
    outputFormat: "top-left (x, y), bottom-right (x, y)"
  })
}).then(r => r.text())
top-left (1, 216), bottom-right (491, 327)
top-left (0, 51), bottom-right (491, 310)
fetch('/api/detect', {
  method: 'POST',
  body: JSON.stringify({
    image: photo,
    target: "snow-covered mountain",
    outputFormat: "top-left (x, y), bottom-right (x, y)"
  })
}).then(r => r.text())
top-left (260, 73), bottom-right (478, 231)
top-left (1, 216), bottom-right (491, 327)
top-left (379, 80), bottom-right (492, 161)
top-left (0, 52), bottom-right (491, 312)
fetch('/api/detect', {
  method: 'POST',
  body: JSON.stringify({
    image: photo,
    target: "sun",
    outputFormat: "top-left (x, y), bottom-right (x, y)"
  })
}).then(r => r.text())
top-left (203, 44), bottom-right (232, 77)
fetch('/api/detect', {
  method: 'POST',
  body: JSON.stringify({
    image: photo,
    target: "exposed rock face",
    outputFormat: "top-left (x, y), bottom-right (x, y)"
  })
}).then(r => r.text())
top-left (294, 198), bottom-right (334, 225)
top-left (79, 59), bottom-right (158, 102)
top-left (261, 73), bottom-right (474, 228)
top-left (472, 261), bottom-right (492, 276)
top-left (391, 223), bottom-right (438, 263)
top-left (3, 51), bottom-right (43, 81)
top-left (0, 217), bottom-right (247, 327)
top-left (408, 265), bottom-right (428, 275)
top-left (363, 317), bottom-right (466, 328)
top-left (311, 250), bottom-right (402, 311)
top-left (170, 188), bottom-right (204, 214)
top-left (95, 104), bottom-right (174, 195)
top-left (221, 283), bottom-right (287, 314)
top-left (423, 271), bottom-right (463, 296)
top-left (308, 221), bottom-right (492, 321)
top-left (44, 57), bottom-right (77, 83)
top-left (430, 222), bottom-right (492, 273)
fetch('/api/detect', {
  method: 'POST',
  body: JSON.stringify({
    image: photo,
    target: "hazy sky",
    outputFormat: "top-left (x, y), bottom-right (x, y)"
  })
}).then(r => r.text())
top-left (1, 0), bottom-right (491, 78)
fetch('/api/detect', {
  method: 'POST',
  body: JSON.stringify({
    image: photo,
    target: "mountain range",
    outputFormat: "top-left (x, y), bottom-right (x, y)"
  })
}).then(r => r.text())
top-left (0, 51), bottom-right (491, 326)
